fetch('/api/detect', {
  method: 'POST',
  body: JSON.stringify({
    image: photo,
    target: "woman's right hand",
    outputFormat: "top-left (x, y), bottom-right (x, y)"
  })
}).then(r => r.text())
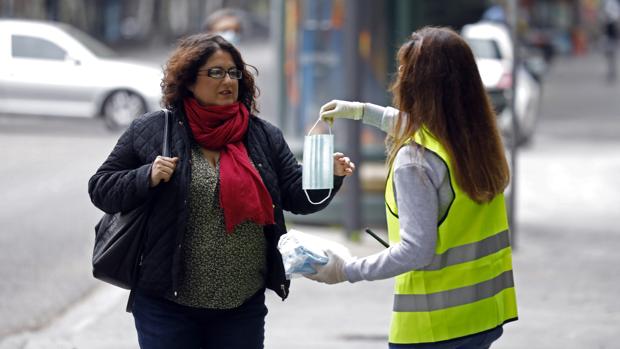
top-left (319, 100), bottom-right (364, 123)
top-left (150, 156), bottom-right (179, 187)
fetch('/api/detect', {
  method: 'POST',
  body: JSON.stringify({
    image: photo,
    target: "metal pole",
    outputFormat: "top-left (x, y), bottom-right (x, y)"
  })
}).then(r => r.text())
top-left (271, 0), bottom-right (287, 134)
top-left (508, 0), bottom-right (519, 248)
top-left (343, 0), bottom-right (362, 238)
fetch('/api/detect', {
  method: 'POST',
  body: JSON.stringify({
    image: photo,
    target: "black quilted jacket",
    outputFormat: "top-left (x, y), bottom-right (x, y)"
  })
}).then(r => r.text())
top-left (88, 108), bottom-right (343, 300)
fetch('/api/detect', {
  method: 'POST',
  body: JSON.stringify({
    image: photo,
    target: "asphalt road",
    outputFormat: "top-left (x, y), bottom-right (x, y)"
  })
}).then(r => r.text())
top-left (0, 116), bottom-right (121, 337)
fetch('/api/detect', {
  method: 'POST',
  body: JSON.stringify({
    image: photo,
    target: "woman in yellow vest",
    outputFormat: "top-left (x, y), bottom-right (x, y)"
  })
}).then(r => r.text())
top-left (306, 27), bottom-right (518, 348)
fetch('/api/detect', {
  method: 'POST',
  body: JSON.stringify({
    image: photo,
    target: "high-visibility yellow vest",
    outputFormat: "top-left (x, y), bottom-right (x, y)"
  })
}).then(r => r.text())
top-left (385, 129), bottom-right (518, 344)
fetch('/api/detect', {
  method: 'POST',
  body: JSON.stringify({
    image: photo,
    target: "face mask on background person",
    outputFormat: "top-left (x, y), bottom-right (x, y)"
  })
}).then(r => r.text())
top-left (216, 30), bottom-right (240, 45)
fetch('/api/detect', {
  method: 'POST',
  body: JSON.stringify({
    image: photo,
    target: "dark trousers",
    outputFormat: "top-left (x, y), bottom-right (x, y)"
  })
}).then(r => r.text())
top-left (389, 326), bottom-right (503, 349)
top-left (132, 289), bottom-right (267, 349)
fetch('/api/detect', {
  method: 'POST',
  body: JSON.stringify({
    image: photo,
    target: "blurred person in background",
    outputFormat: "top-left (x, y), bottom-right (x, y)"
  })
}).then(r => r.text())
top-left (88, 33), bottom-right (354, 349)
top-left (202, 8), bottom-right (245, 45)
top-left (308, 27), bottom-right (518, 349)
top-left (481, 3), bottom-right (506, 24)
top-left (601, 0), bottom-right (620, 82)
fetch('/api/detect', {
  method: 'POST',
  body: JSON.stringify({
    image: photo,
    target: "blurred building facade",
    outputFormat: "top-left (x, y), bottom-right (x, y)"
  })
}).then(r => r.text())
top-left (280, 0), bottom-right (492, 139)
top-left (0, 0), bottom-right (604, 56)
top-left (279, 0), bottom-right (607, 140)
top-left (0, 0), bottom-right (271, 46)
top-left (518, 0), bottom-right (603, 57)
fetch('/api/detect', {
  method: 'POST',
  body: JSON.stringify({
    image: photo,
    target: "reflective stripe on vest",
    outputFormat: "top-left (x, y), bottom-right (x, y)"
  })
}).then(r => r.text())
top-left (393, 270), bottom-right (514, 312)
top-left (385, 129), bottom-right (517, 344)
top-left (421, 229), bottom-right (511, 271)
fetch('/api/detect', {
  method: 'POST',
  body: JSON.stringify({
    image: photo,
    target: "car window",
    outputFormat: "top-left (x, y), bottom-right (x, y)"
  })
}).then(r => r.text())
top-left (58, 24), bottom-right (117, 58)
top-left (12, 35), bottom-right (67, 60)
top-left (466, 38), bottom-right (502, 59)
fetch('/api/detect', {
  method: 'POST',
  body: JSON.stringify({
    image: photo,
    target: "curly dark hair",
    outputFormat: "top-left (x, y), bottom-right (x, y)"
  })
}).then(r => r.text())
top-left (161, 33), bottom-right (259, 113)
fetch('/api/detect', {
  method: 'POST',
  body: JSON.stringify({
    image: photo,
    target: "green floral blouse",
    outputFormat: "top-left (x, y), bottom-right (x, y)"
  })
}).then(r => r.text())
top-left (171, 146), bottom-right (267, 309)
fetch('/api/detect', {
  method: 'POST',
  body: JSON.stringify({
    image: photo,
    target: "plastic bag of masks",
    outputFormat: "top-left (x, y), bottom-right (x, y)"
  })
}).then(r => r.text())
top-left (277, 229), bottom-right (350, 279)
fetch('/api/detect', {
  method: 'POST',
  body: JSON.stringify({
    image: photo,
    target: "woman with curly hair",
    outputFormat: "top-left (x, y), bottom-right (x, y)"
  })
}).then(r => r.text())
top-left (88, 33), bottom-right (355, 349)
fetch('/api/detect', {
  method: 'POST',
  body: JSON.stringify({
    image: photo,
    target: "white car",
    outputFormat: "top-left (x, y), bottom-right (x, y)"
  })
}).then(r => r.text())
top-left (462, 21), bottom-right (542, 145)
top-left (0, 19), bottom-right (162, 129)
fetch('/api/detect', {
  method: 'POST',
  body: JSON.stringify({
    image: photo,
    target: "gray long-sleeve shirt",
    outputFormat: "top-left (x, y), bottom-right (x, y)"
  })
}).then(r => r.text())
top-left (344, 104), bottom-right (454, 283)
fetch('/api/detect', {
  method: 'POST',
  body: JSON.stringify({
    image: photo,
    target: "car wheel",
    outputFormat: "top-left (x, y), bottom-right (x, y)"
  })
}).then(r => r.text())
top-left (102, 90), bottom-right (146, 130)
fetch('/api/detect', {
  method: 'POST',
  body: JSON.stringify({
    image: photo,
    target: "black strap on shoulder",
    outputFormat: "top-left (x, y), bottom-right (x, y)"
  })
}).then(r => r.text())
top-left (162, 109), bottom-right (171, 157)
top-left (126, 109), bottom-right (171, 313)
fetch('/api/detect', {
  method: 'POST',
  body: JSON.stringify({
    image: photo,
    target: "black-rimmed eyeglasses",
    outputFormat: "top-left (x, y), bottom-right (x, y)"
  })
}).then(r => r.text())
top-left (198, 67), bottom-right (243, 80)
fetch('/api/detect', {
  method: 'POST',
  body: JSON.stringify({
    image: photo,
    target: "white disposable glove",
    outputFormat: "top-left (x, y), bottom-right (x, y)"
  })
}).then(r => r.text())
top-left (320, 100), bottom-right (364, 122)
top-left (304, 248), bottom-right (350, 284)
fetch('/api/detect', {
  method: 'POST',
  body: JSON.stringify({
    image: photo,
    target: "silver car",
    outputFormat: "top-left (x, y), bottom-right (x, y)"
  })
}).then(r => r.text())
top-left (462, 21), bottom-right (543, 145)
top-left (0, 19), bottom-right (162, 129)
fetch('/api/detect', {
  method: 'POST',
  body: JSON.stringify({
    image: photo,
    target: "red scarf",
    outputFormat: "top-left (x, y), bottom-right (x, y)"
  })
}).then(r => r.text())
top-left (184, 98), bottom-right (275, 232)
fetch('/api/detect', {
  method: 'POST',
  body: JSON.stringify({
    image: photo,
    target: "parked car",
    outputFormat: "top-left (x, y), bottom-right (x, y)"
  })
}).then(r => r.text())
top-left (462, 21), bottom-right (542, 145)
top-left (0, 19), bottom-right (162, 129)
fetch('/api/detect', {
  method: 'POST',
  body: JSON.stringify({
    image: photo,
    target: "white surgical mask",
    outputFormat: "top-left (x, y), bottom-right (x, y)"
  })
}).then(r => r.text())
top-left (216, 30), bottom-right (240, 45)
top-left (302, 118), bottom-right (334, 205)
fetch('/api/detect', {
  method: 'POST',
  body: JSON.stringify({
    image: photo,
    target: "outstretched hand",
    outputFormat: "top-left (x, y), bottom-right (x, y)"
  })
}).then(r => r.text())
top-left (304, 248), bottom-right (350, 284)
top-left (333, 152), bottom-right (355, 177)
top-left (320, 100), bottom-right (363, 123)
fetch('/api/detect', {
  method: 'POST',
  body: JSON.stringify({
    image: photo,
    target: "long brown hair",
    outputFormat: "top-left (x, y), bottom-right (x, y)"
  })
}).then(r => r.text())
top-left (161, 33), bottom-right (259, 113)
top-left (388, 27), bottom-right (509, 203)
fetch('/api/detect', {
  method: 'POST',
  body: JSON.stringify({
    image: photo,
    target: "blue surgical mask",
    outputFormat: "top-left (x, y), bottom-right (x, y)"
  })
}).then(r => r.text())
top-left (278, 229), bottom-right (329, 279)
top-left (216, 30), bottom-right (240, 45)
top-left (302, 118), bottom-right (334, 204)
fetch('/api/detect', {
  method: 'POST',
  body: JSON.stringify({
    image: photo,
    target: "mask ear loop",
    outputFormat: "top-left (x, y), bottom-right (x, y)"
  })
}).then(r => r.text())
top-left (303, 117), bottom-right (333, 205)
